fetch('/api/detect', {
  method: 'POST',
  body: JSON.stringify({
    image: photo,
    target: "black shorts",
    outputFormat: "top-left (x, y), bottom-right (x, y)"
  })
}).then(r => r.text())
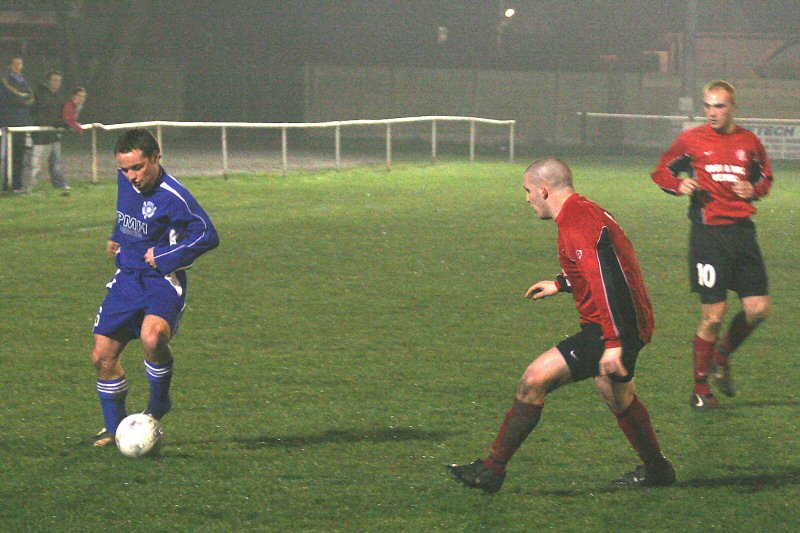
top-left (556, 323), bottom-right (643, 383)
top-left (689, 220), bottom-right (769, 304)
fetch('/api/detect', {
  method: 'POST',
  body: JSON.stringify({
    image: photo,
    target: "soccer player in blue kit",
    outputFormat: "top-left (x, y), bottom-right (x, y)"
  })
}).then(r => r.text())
top-left (91, 128), bottom-right (219, 446)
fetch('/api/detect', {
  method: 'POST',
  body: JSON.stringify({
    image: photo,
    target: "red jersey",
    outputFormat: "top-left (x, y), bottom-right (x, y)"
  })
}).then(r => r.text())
top-left (652, 123), bottom-right (773, 225)
top-left (555, 194), bottom-right (654, 348)
top-left (62, 100), bottom-right (83, 133)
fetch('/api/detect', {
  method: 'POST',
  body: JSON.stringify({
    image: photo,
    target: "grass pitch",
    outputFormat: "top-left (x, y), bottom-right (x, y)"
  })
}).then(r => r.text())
top-left (1, 157), bottom-right (798, 531)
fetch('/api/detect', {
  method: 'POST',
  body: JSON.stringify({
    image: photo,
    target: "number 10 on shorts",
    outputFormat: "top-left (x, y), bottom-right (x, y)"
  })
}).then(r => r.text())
top-left (696, 263), bottom-right (716, 288)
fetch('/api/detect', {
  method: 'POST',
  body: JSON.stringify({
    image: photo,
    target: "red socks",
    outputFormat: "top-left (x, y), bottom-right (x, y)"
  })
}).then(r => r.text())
top-left (488, 398), bottom-right (543, 467)
top-left (613, 395), bottom-right (667, 468)
top-left (487, 396), bottom-right (667, 473)
top-left (693, 335), bottom-right (716, 395)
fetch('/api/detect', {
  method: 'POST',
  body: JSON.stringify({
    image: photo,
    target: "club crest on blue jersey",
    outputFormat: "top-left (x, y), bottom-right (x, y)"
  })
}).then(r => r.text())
top-left (142, 201), bottom-right (157, 219)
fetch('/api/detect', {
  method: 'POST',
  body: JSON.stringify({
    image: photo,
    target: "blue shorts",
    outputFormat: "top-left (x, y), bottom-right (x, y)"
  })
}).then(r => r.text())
top-left (93, 269), bottom-right (187, 339)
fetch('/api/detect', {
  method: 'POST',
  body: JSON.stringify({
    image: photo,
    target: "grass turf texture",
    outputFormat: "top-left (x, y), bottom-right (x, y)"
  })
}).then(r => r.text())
top-left (1, 157), bottom-right (798, 531)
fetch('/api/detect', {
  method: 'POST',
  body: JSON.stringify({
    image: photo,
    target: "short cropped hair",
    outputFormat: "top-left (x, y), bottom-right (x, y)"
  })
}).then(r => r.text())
top-left (703, 80), bottom-right (737, 106)
top-left (46, 70), bottom-right (63, 80)
top-left (114, 128), bottom-right (160, 158)
top-left (72, 86), bottom-right (86, 96)
top-left (525, 157), bottom-right (574, 190)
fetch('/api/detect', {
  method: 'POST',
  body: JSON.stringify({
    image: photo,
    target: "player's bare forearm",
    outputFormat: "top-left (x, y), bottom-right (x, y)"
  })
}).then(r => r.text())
top-left (107, 240), bottom-right (120, 258)
top-left (526, 280), bottom-right (558, 300)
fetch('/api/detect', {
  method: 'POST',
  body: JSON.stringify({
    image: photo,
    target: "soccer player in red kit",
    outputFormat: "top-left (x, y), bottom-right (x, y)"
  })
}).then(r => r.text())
top-left (448, 158), bottom-right (675, 492)
top-left (652, 80), bottom-right (772, 410)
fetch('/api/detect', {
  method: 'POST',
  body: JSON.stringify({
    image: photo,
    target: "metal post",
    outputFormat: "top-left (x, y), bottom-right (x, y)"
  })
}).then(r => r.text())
top-left (469, 121), bottom-right (475, 162)
top-left (431, 120), bottom-right (437, 162)
top-left (281, 127), bottom-right (288, 176)
top-left (335, 124), bottom-right (341, 170)
top-left (221, 126), bottom-right (228, 179)
top-left (6, 130), bottom-right (13, 187)
top-left (509, 123), bottom-right (515, 163)
top-left (386, 123), bottom-right (392, 171)
top-left (3, 128), bottom-right (14, 191)
top-left (156, 124), bottom-right (163, 158)
top-left (91, 127), bottom-right (98, 183)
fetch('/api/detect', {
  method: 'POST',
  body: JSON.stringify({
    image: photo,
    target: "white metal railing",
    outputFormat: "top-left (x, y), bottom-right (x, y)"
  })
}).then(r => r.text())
top-left (577, 111), bottom-right (800, 141)
top-left (3, 116), bottom-right (516, 187)
top-left (579, 111), bottom-right (800, 123)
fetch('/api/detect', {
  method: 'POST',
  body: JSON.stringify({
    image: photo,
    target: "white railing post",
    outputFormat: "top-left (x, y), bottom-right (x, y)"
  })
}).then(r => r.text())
top-left (281, 127), bottom-right (288, 176)
top-left (91, 127), bottom-right (98, 183)
top-left (386, 123), bottom-right (392, 171)
top-left (335, 124), bottom-right (341, 170)
top-left (469, 120), bottom-right (475, 162)
top-left (509, 123), bottom-right (515, 164)
top-left (221, 125), bottom-right (228, 179)
top-left (156, 124), bottom-right (163, 158)
top-left (431, 119), bottom-right (437, 162)
top-left (6, 131), bottom-right (13, 187)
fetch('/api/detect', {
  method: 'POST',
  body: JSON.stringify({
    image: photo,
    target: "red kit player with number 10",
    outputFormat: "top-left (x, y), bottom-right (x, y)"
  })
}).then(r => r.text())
top-left (652, 80), bottom-right (773, 410)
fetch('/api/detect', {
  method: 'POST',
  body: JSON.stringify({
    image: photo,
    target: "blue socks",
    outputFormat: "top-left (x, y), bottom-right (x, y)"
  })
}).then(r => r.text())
top-left (97, 376), bottom-right (129, 434)
top-left (145, 359), bottom-right (173, 420)
top-left (96, 360), bottom-right (172, 432)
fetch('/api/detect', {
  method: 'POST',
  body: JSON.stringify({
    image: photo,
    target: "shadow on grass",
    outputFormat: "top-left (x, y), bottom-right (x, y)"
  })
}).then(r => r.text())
top-left (234, 426), bottom-right (451, 449)
top-left (538, 467), bottom-right (800, 497)
top-left (679, 467), bottom-right (800, 492)
top-left (724, 399), bottom-right (800, 408)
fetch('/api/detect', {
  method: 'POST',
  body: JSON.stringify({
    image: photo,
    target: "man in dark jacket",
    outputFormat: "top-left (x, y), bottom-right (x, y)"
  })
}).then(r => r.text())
top-left (31, 71), bottom-right (69, 191)
top-left (0, 56), bottom-right (34, 192)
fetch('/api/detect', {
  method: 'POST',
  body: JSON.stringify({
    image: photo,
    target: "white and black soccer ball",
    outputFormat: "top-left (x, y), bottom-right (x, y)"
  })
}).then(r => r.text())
top-left (115, 413), bottom-right (163, 458)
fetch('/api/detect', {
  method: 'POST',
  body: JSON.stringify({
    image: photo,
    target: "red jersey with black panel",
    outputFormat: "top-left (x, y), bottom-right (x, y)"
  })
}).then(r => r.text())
top-left (652, 124), bottom-right (772, 225)
top-left (555, 194), bottom-right (655, 349)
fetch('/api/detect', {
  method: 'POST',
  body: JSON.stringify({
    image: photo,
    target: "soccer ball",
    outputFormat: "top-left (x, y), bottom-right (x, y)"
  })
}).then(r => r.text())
top-left (115, 413), bottom-right (163, 457)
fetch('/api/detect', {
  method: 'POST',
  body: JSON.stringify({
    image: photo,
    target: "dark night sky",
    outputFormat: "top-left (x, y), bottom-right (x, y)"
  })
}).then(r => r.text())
top-left (116, 0), bottom-right (800, 70)
top-left (31, 0), bottom-right (799, 121)
top-left (264, 1), bottom-right (800, 69)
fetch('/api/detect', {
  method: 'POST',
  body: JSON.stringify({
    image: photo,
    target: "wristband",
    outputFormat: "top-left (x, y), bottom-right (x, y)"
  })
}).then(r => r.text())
top-left (556, 273), bottom-right (572, 293)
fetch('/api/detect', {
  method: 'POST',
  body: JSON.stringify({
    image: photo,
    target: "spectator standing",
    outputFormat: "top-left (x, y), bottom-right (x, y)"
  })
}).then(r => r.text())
top-left (62, 86), bottom-right (86, 134)
top-left (0, 56), bottom-right (34, 192)
top-left (31, 71), bottom-right (70, 192)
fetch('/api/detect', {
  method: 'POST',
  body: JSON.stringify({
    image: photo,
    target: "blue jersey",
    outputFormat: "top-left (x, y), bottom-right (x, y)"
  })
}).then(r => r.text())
top-left (111, 168), bottom-right (219, 276)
